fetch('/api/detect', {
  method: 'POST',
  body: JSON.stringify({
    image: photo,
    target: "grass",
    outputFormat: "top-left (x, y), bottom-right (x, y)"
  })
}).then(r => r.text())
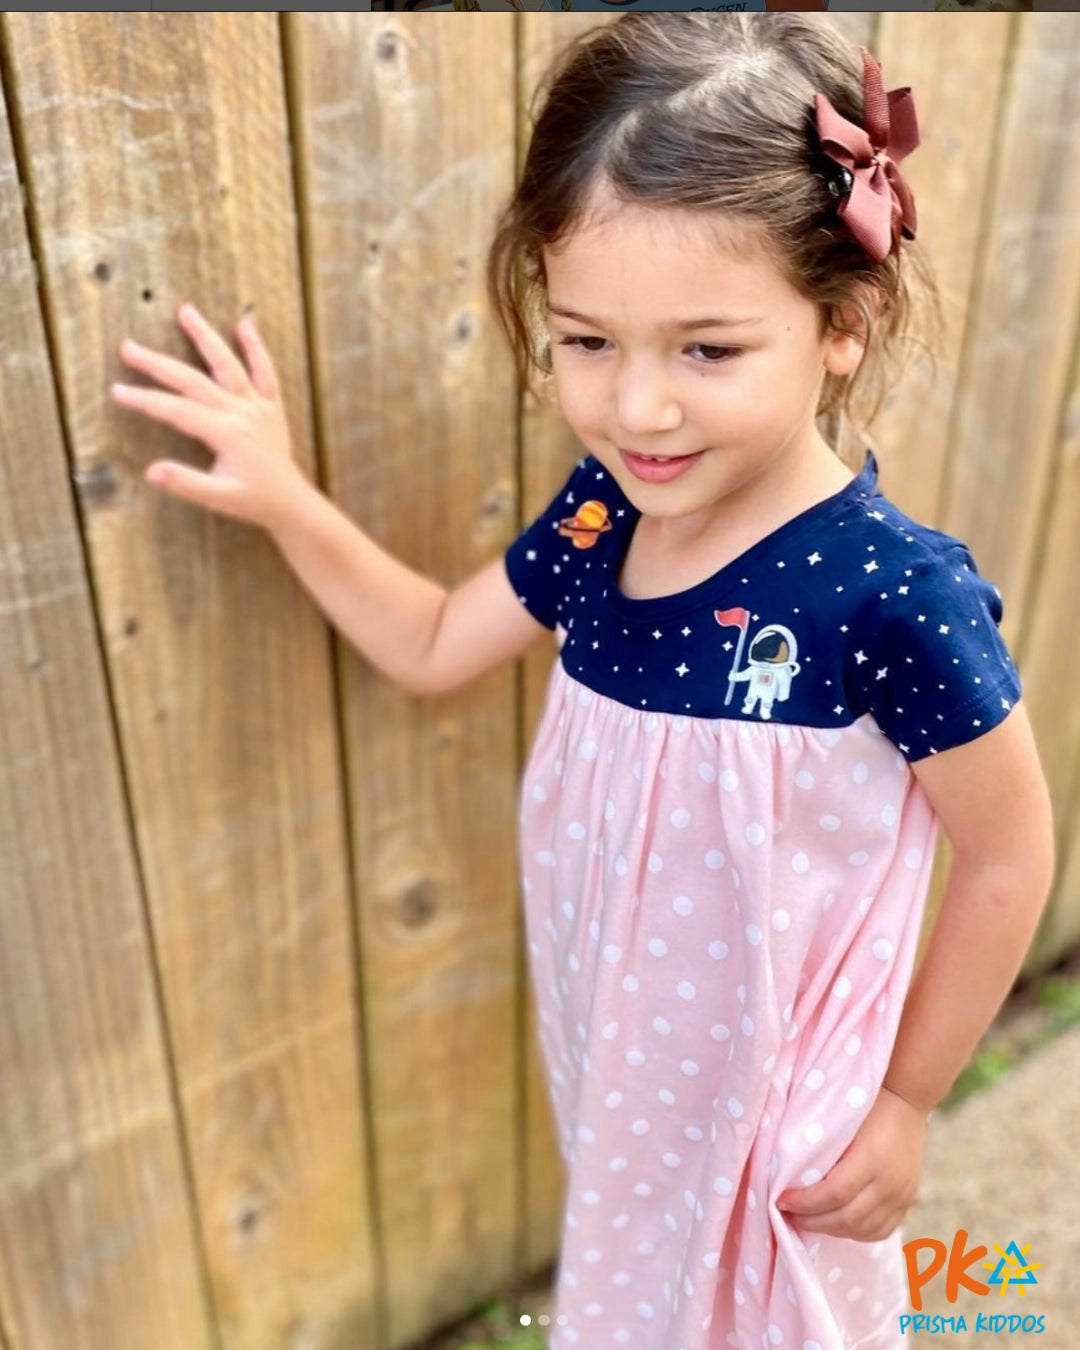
top-left (454, 1300), bottom-right (546, 1349)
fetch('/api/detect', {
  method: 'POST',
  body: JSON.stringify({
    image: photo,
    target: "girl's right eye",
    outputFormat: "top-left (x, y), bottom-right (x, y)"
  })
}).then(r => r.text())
top-left (558, 335), bottom-right (608, 354)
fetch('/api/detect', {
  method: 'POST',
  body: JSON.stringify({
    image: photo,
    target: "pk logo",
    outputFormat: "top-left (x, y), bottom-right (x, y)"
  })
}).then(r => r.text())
top-left (904, 1229), bottom-right (1040, 1310)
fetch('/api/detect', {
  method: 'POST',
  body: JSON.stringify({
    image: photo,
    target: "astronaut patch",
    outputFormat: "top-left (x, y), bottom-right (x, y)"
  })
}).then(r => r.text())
top-left (715, 607), bottom-right (801, 722)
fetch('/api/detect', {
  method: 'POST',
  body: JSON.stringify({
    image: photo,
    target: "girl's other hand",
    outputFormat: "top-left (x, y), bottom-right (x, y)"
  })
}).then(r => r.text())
top-left (110, 302), bottom-right (307, 532)
top-left (774, 1085), bottom-right (928, 1243)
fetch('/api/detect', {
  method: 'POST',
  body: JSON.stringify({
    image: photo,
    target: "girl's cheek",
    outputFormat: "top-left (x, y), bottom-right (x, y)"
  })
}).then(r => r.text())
top-left (549, 370), bottom-right (591, 418)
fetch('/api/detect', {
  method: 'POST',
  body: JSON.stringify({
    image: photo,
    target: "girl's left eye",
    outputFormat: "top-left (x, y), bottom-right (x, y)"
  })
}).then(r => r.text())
top-left (556, 336), bottom-right (740, 365)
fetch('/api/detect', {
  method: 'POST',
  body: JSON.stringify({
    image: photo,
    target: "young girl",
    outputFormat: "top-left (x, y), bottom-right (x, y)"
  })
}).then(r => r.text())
top-left (110, 15), bottom-right (1054, 1348)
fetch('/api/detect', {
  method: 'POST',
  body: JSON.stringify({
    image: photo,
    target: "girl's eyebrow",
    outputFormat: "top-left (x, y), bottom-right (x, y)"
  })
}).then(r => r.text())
top-left (546, 304), bottom-right (765, 331)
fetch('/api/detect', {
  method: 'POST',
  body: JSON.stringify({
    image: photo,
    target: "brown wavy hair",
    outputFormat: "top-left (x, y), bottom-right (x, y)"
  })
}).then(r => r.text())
top-left (487, 14), bottom-right (943, 439)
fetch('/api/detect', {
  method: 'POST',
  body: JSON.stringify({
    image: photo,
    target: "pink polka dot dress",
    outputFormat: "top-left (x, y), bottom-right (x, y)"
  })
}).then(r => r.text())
top-left (504, 451), bottom-right (1022, 1349)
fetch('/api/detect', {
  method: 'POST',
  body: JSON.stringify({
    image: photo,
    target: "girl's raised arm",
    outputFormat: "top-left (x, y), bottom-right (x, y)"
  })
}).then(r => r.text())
top-left (110, 303), bottom-right (551, 698)
top-left (270, 495), bottom-right (551, 697)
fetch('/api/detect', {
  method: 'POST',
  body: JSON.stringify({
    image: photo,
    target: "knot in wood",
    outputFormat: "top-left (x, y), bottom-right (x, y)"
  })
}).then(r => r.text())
top-left (401, 878), bottom-right (438, 928)
top-left (73, 459), bottom-right (120, 506)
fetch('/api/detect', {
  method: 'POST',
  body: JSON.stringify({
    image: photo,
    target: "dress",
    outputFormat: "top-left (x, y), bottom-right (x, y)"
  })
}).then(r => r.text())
top-left (504, 449), bottom-right (1023, 1350)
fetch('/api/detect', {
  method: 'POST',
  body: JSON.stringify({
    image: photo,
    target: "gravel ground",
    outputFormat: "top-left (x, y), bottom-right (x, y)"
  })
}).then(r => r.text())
top-left (903, 1022), bottom-right (1080, 1347)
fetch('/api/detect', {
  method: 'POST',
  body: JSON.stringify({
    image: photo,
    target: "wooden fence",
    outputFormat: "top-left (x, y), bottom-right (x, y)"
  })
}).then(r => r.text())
top-left (0, 11), bottom-right (1078, 1349)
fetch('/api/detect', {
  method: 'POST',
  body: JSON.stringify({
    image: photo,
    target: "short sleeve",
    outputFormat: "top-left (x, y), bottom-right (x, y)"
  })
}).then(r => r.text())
top-left (503, 456), bottom-right (593, 632)
top-left (854, 543), bottom-right (1023, 762)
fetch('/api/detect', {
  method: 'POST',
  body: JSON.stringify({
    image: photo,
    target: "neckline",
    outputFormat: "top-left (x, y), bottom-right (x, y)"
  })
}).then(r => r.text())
top-left (607, 447), bottom-right (878, 619)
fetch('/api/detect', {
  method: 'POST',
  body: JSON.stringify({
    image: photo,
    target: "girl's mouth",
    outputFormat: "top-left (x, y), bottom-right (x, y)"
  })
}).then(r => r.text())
top-left (619, 448), bottom-right (705, 483)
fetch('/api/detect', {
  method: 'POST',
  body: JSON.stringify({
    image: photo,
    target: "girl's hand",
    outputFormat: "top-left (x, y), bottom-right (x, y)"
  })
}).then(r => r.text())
top-left (775, 1085), bottom-right (928, 1243)
top-left (110, 302), bottom-right (307, 531)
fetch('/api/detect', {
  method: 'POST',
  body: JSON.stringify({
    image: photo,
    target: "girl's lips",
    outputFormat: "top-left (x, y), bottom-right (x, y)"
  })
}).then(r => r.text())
top-left (619, 448), bottom-right (704, 483)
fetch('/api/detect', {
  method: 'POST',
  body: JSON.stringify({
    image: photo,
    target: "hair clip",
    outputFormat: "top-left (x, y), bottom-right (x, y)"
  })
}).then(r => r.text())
top-left (811, 152), bottom-right (855, 202)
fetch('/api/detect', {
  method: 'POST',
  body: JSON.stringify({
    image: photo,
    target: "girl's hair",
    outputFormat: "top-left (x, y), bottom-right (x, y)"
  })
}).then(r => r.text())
top-left (487, 14), bottom-right (943, 439)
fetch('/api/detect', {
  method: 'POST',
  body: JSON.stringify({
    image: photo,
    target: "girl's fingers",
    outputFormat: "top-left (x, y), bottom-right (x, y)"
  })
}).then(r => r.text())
top-left (177, 302), bottom-right (252, 396)
top-left (144, 459), bottom-right (246, 516)
top-left (119, 339), bottom-right (229, 407)
top-left (111, 383), bottom-right (225, 447)
top-left (236, 312), bottom-right (281, 401)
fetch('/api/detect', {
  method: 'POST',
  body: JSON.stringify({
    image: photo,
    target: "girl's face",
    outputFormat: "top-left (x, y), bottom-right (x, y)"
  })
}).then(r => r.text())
top-left (542, 193), bottom-right (864, 536)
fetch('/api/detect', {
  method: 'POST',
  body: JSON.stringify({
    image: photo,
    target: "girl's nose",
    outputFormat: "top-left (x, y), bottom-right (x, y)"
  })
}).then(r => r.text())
top-left (612, 356), bottom-right (683, 437)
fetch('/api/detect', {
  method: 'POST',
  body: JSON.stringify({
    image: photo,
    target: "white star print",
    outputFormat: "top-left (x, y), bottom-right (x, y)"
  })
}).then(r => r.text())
top-left (526, 549), bottom-right (537, 561)
top-left (676, 662), bottom-right (689, 677)
top-left (808, 552), bottom-right (822, 565)
top-left (653, 629), bottom-right (663, 639)
top-left (876, 668), bottom-right (888, 680)
top-left (834, 705), bottom-right (844, 715)
top-left (864, 560), bottom-right (879, 574)
top-left (898, 585), bottom-right (909, 594)
top-left (681, 626), bottom-right (692, 636)
top-left (939, 624), bottom-right (950, 635)
top-left (855, 651), bottom-right (868, 664)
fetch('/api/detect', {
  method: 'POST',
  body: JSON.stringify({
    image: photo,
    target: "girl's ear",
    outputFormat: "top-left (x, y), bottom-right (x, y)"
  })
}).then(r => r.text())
top-left (823, 324), bottom-right (865, 379)
top-left (823, 288), bottom-right (880, 378)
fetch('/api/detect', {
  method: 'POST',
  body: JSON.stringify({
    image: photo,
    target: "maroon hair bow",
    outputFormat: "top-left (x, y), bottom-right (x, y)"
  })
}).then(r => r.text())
top-left (814, 47), bottom-right (920, 264)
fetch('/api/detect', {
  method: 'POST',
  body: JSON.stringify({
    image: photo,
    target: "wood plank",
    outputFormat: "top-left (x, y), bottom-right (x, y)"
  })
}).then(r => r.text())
top-left (2, 12), bottom-right (375, 1347)
top-left (938, 14), bottom-right (1080, 626)
top-left (1022, 345), bottom-right (1080, 970)
top-left (0, 26), bottom-right (210, 1350)
top-left (856, 15), bottom-right (1012, 522)
top-left (285, 13), bottom-right (523, 1344)
top-left (865, 16), bottom-right (1017, 965)
top-left (932, 14), bottom-right (1080, 970)
top-left (517, 9), bottom-right (620, 1282)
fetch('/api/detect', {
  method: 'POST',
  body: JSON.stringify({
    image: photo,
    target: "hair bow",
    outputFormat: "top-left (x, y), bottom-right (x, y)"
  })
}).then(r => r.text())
top-left (814, 47), bottom-right (920, 264)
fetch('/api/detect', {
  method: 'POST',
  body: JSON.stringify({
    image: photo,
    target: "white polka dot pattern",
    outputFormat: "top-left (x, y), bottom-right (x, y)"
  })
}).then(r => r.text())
top-left (520, 664), bottom-right (935, 1347)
